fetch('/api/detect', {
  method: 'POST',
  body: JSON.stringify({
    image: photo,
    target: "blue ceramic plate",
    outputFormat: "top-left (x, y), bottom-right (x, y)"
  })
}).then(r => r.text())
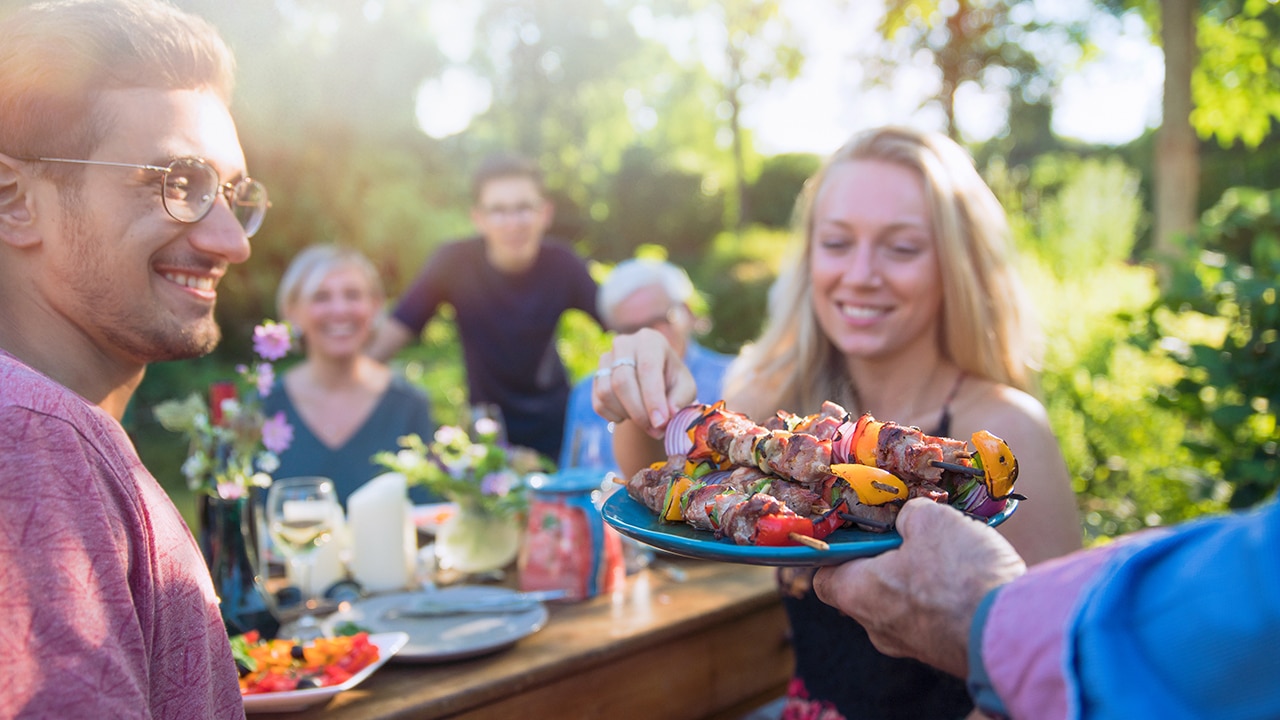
top-left (601, 491), bottom-right (1018, 567)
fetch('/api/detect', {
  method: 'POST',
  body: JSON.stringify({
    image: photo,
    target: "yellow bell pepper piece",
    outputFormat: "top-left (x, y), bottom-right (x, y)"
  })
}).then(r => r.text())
top-left (662, 476), bottom-right (694, 521)
top-left (831, 463), bottom-right (907, 505)
top-left (852, 415), bottom-right (883, 467)
top-left (971, 430), bottom-right (1019, 499)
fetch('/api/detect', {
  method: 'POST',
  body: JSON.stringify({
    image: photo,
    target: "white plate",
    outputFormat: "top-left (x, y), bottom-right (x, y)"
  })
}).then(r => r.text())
top-left (321, 587), bottom-right (549, 663)
top-left (242, 631), bottom-right (408, 714)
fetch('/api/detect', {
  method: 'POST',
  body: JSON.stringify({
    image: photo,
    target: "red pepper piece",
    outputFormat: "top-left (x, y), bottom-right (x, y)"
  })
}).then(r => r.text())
top-left (686, 402), bottom-right (726, 461)
top-left (811, 499), bottom-right (848, 540)
top-left (754, 499), bottom-right (847, 546)
top-left (755, 513), bottom-right (815, 546)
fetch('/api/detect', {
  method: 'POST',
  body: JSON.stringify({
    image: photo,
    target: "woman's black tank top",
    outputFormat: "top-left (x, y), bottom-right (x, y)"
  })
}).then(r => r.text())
top-left (779, 373), bottom-right (970, 720)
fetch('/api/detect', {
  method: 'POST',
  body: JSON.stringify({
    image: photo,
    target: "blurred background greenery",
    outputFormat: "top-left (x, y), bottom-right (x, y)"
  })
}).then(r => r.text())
top-left (107, 0), bottom-right (1279, 542)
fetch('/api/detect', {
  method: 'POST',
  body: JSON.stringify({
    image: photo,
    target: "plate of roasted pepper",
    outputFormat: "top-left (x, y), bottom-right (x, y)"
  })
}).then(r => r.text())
top-left (235, 630), bottom-right (408, 713)
top-left (602, 402), bottom-right (1020, 566)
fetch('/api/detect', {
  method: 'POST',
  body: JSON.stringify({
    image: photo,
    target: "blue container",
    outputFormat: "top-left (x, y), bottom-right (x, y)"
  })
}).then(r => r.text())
top-left (517, 469), bottom-right (623, 600)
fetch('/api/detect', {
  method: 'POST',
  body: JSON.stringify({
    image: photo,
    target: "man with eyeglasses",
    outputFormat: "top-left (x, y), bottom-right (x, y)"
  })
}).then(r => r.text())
top-left (560, 258), bottom-right (732, 472)
top-left (0, 1), bottom-right (262, 716)
top-left (369, 153), bottom-right (601, 460)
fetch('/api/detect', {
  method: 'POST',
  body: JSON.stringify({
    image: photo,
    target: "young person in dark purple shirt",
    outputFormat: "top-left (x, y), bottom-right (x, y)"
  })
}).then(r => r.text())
top-left (369, 154), bottom-right (601, 459)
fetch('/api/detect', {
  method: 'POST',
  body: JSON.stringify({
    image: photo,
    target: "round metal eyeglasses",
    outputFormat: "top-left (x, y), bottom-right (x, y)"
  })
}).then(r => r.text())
top-left (28, 156), bottom-right (270, 237)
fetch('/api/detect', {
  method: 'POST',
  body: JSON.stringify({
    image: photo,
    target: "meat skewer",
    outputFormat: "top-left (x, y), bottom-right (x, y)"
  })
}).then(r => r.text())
top-left (617, 401), bottom-right (1022, 548)
top-left (655, 401), bottom-right (1023, 527)
top-left (668, 402), bottom-right (971, 494)
top-left (622, 454), bottom-right (849, 546)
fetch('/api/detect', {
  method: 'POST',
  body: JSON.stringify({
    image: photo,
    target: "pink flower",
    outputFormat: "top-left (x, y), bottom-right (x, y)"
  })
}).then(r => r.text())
top-left (255, 363), bottom-right (275, 397)
top-left (781, 678), bottom-right (846, 720)
top-left (480, 470), bottom-right (514, 497)
top-left (252, 321), bottom-right (292, 361)
top-left (216, 482), bottom-right (246, 500)
top-left (473, 416), bottom-right (500, 438)
top-left (261, 411), bottom-right (294, 454)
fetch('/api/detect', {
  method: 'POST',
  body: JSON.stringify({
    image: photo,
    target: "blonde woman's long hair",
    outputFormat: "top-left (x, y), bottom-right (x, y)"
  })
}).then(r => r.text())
top-left (724, 126), bottom-right (1040, 420)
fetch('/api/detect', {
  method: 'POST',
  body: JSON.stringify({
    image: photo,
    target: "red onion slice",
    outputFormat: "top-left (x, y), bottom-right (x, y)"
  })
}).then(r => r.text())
top-left (663, 405), bottom-right (704, 456)
top-left (957, 484), bottom-right (1007, 518)
top-left (830, 419), bottom-right (857, 464)
top-left (699, 469), bottom-right (733, 485)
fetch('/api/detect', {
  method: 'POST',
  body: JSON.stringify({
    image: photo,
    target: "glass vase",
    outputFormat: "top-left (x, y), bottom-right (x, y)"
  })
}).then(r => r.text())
top-left (197, 489), bottom-right (281, 639)
top-left (434, 502), bottom-right (522, 575)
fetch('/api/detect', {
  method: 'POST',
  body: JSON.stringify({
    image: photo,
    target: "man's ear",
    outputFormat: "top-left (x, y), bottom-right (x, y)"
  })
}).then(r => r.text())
top-left (0, 153), bottom-right (41, 248)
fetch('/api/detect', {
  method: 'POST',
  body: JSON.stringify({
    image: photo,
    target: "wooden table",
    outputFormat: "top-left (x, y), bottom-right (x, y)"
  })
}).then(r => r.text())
top-left (270, 560), bottom-right (793, 719)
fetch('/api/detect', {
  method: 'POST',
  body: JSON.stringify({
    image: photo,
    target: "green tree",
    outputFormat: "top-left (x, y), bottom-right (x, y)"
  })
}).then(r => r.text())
top-left (874, 0), bottom-right (1084, 141)
top-left (1101, 0), bottom-right (1280, 280)
top-left (647, 0), bottom-right (804, 228)
top-left (1192, 1), bottom-right (1280, 148)
top-left (461, 0), bottom-right (660, 237)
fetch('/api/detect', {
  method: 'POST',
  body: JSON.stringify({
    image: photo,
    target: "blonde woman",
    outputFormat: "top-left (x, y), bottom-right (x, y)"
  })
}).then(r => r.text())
top-left (265, 245), bottom-right (438, 506)
top-left (594, 127), bottom-right (1080, 719)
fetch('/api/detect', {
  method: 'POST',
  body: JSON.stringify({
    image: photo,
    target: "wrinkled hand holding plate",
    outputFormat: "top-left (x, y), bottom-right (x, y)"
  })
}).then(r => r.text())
top-left (602, 492), bottom-right (1017, 566)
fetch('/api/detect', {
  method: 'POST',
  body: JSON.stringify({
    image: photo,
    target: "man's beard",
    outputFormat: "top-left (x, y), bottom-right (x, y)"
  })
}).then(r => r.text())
top-left (104, 320), bottom-right (223, 362)
top-left (60, 188), bottom-right (224, 363)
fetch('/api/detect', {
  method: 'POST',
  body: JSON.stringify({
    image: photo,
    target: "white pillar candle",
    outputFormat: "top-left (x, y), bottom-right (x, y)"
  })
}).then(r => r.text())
top-left (347, 472), bottom-right (416, 593)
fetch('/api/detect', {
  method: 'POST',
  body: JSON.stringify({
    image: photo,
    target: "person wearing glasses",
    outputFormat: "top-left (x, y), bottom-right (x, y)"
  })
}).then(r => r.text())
top-left (265, 244), bottom-right (440, 507)
top-left (559, 258), bottom-right (732, 473)
top-left (368, 153), bottom-right (601, 460)
top-left (0, 0), bottom-right (264, 715)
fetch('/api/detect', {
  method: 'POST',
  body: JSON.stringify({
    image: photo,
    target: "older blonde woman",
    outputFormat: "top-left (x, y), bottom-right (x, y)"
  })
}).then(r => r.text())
top-left (265, 245), bottom-right (437, 506)
top-left (594, 127), bottom-right (1081, 719)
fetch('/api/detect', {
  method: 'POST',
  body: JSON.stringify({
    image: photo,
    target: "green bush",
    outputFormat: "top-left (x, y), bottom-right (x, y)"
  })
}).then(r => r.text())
top-left (1137, 187), bottom-right (1280, 509)
top-left (1028, 261), bottom-right (1228, 542)
top-left (1008, 152), bottom-right (1230, 542)
top-left (694, 225), bottom-right (793, 354)
top-left (746, 152), bottom-right (821, 228)
top-left (596, 145), bottom-right (726, 265)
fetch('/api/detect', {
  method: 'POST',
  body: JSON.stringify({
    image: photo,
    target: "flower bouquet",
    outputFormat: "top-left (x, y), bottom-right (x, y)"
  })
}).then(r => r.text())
top-left (375, 418), bottom-right (548, 574)
top-left (153, 320), bottom-right (295, 499)
top-left (153, 320), bottom-right (297, 638)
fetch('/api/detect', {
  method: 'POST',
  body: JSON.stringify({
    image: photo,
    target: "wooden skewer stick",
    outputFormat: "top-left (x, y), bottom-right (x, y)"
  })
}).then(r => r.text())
top-left (611, 475), bottom-right (627, 485)
top-left (838, 512), bottom-right (893, 532)
top-left (789, 532), bottom-right (830, 551)
top-left (931, 460), bottom-right (984, 478)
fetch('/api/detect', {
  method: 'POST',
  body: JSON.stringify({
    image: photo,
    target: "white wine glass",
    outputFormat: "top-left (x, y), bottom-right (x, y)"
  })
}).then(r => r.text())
top-left (266, 476), bottom-right (338, 641)
top-left (567, 424), bottom-right (611, 475)
top-left (470, 402), bottom-right (507, 445)
top-left (567, 424), bottom-right (652, 573)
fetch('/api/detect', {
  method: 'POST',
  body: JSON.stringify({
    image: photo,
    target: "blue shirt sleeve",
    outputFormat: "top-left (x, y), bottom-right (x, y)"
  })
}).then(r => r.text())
top-left (1070, 501), bottom-right (1280, 719)
top-left (967, 587), bottom-right (1011, 719)
top-left (972, 501), bottom-right (1280, 720)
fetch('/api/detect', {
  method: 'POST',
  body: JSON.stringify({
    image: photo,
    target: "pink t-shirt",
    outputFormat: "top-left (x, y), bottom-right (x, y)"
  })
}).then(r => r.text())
top-left (0, 350), bottom-right (244, 719)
